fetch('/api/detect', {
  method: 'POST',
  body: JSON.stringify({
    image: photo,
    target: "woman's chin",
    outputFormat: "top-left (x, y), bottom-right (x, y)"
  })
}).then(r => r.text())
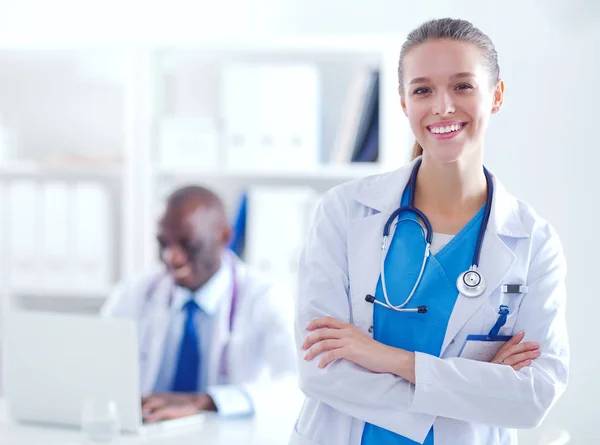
top-left (424, 144), bottom-right (465, 164)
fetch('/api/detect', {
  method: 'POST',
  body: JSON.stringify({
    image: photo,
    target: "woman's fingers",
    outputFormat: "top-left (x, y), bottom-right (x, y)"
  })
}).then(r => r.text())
top-left (501, 341), bottom-right (540, 359)
top-left (511, 360), bottom-right (533, 372)
top-left (302, 328), bottom-right (344, 350)
top-left (507, 341), bottom-right (540, 355)
top-left (318, 347), bottom-right (346, 368)
top-left (306, 317), bottom-right (348, 331)
top-left (501, 349), bottom-right (541, 366)
top-left (304, 339), bottom-right (345, 361)
top-left (495, 330), bottom-right (524, 355)
top-left (493, 340), bottom-right (539, 364)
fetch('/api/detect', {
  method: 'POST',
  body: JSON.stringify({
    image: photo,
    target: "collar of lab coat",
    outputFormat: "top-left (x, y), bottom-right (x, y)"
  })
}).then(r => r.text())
top-left (172, 251), bottom-right (234, 315)
top-left (352, 156), bottom-right (529, 239)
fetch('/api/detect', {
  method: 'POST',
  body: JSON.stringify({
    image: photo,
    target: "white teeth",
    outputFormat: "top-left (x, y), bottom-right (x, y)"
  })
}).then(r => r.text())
top-left (430, 124), bottom-right (462, 134)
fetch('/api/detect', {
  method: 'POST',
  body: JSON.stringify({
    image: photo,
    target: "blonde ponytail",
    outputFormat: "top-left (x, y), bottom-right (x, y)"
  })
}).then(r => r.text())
top-left (411, 140), bottom-right (423, 160)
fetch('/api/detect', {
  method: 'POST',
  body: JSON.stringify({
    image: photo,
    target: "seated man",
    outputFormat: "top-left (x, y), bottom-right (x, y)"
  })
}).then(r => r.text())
top-left (101, 185), bottom-right (297, 422)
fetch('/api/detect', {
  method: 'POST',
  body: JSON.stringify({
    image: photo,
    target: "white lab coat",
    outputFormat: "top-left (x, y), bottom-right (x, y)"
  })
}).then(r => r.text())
top-left (101, 254), bottom-right (299, 417)
top-left (291, 158), bottom-right (569, 445)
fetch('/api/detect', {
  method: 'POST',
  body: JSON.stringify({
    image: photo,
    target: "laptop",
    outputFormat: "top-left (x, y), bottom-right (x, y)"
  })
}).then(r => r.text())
top-left (3, 309), bottom-right (205, 434)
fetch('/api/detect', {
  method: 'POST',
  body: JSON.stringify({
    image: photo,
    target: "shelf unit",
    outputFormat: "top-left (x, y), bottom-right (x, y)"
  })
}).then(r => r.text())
top-left (0, 163), bottom-right (122, 181)
top-left (0, 34), bottom-right (412, 310)
top-left (156, 163), bottom-right (387, 182)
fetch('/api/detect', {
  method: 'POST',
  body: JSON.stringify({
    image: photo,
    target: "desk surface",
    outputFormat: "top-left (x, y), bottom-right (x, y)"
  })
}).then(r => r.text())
top-left (0, 399), bottom-right (298, 445)
top-left (1, 399), bottom-right (572, 445)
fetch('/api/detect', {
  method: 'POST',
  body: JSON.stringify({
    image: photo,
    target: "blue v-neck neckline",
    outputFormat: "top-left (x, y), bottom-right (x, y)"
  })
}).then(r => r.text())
top-left (432, 205), bottom-right (485, 261)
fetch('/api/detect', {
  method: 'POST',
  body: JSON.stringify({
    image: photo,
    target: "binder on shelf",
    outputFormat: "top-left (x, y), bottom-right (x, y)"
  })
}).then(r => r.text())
top-left (71, 182), bottom-right (113, 292)
top-left (0, 118), bottom-right (13, 165)
top-left (158, 116), bottom-right (220, 170)
top-left (244, 186), bottom-right (321, 290)
top-left (0, 183), bottom-right (4, 278)
top-left (350, 71), bottom-right (380, 163)
top-left (41, 181), bottom-right (70, 289)
top-left (7, 180), bottom-right (40, 289)
top-left (331, 69), bottom-right (378, 164)
top-left (228, 191), bottom-right (248, 258)
top-left (331, 69), bottom-right (379, 164)
top-left (221, 63), bottom-right (321, 171)
top-left (7, 180), bottom-right (114, 296)
top-left (352, 98), bottom-right (379, 162)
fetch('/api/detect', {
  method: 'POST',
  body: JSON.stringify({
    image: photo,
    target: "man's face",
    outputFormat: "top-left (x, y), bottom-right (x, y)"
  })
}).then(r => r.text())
top-left (156, 201), bottom-right (229, 291)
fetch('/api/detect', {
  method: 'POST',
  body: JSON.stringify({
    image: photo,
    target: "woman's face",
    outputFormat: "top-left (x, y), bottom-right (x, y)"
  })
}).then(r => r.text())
top-left (401, 39), bottom-right (503, 164)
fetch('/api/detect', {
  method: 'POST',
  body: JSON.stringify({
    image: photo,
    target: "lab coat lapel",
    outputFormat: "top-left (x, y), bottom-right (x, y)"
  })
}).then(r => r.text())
top-left (440, 176), bottom-right (529, 355)
top-left (347, 160), bottom-right (417, 329)
top-left (347, 212), bottom-right (387, 329)
top-left (440, 230), bottom-right (515, 355)
top-left (139, 277), bottom-right (173, 395)
top-left (206, 256), bottom-right (238, 386)
top-left (207, 289), bottom-right (231, 386)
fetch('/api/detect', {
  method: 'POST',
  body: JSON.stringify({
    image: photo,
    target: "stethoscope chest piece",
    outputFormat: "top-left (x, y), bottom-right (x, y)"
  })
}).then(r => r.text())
top-left (457, 266), bottom-right (486, 298)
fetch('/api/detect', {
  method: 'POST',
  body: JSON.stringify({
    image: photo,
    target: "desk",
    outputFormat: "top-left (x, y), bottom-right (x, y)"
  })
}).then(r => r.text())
top-left (0, 399), bottom-right (298, 445)
top-left (1, 399), bottom-right (574, 445)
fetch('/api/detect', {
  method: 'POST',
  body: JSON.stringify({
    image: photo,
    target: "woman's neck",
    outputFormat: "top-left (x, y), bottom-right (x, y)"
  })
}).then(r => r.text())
top-left (414, 154), bottom-right (487, 219)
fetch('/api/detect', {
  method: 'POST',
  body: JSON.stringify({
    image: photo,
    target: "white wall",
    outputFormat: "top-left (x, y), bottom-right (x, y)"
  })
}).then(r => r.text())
top-left (0, 52), bottom-right (124, 161)
top-left (0, 0), bottom-right (597, 440)
top-left (486, 23), bottom-right (599, 445)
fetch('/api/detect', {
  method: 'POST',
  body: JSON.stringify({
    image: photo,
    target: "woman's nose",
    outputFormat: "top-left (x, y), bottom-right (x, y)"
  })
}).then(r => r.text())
top-left (431, 92), bottom-right (456, 116)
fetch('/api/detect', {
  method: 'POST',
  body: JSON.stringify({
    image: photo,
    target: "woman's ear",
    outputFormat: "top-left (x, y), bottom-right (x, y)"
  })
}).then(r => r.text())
top-left (491, 79), bottom-right (505, 114)
top-left (400, 88), bottom-right (408, 117)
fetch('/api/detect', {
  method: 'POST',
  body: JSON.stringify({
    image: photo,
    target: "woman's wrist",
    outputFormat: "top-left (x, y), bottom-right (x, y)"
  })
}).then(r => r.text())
top-left (387, 347), bottom-right (416, 383)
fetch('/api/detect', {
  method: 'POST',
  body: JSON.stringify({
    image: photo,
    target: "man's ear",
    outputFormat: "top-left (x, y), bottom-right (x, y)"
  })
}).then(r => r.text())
top-left (221, 225), bottom-right (233, 247)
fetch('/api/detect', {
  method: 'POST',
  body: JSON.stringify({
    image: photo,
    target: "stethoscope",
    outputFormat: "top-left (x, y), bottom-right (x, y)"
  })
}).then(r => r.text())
top-left (365, 159), bottom-right (493, 313)
top-left (144, 255), bottom-right (239, 379)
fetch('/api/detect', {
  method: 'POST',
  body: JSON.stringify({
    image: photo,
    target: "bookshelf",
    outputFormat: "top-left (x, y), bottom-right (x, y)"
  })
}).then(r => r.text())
top-left (0, 34), bottom-right (412, 308)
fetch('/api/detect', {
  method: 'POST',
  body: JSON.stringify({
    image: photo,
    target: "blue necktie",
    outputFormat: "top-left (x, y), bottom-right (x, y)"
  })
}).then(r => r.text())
top-left (172, 299), bottom-right (201, 392)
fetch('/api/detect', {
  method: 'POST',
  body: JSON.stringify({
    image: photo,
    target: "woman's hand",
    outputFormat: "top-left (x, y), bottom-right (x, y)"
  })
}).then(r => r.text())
top-left (490, 330), bottom-right (540, 371)
top-left (302, 317), bottom-right (411, 378)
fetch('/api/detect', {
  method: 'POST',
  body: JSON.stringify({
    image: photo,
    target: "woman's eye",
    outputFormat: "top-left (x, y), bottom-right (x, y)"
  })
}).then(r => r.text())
top-left (413, 87), bottom-right (431, 95)
top-left (455, 83), bottom-right (473, 91)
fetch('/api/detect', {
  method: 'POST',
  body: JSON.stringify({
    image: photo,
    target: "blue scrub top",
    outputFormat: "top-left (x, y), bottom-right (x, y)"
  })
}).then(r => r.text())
top-left (361, 185), bottom-right (485, 445)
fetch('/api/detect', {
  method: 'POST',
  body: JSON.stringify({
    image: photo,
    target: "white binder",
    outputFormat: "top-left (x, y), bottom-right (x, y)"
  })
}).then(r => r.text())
top-left (244, 186), bottom-right (320, 290)
top-left (71, 182), bottom-right (113, 293)
top-left (221, 63), bottom-right (321, 171)
top-left (158, 116), bottom-right (220, 169)
top-left (41, 181), bottom-right (70, 289)
top-left (7, 181), bottom-right (40, 290)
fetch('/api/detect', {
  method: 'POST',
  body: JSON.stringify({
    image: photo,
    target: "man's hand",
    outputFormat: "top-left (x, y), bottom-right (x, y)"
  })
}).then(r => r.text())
top-left (142, 393), bottom-right (217, 423)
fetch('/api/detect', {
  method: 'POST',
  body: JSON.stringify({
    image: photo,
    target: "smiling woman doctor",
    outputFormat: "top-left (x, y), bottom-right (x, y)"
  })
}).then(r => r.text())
top-left (292, 18), bottom-right (569, 445)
